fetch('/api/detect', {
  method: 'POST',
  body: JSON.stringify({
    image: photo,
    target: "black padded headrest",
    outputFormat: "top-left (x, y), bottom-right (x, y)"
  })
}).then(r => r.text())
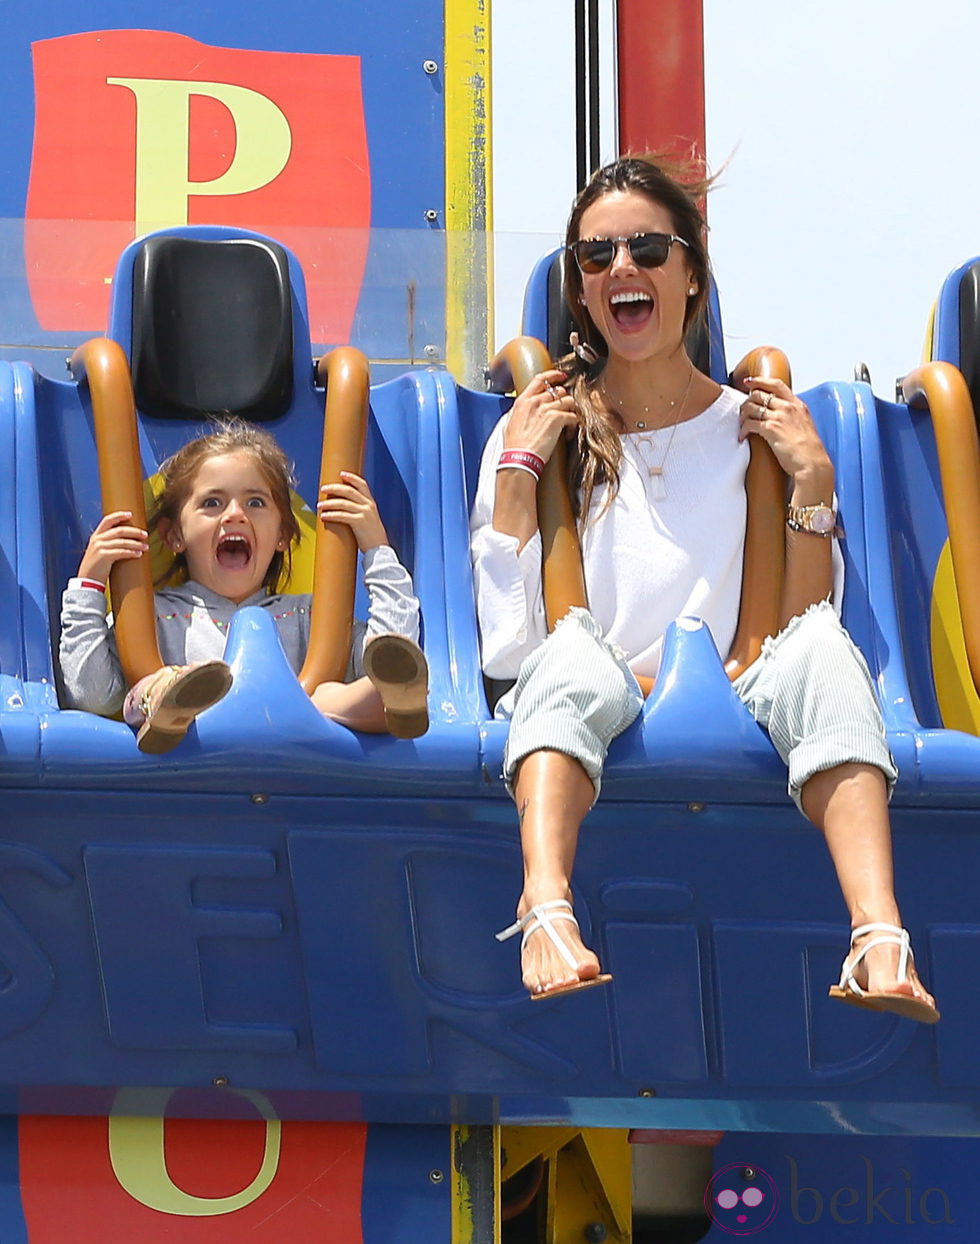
top-left (545, 252), bottom-right (712, 375)
top-left (958, 261), bottom-right (980, 425)
top-left (131, 237), bottom-right (293, 421)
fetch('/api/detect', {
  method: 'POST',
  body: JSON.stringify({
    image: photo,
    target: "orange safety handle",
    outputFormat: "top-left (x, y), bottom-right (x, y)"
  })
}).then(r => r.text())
top-left (723, 346), bottom-right (791, 682)
top-left (297, 347), bottom-right (371, 694)
top-left (903, 361), bottom-right (980, 696)
top-left (487, 336), bottom-right (589, 628)
top-left (70, 338), bottom-right (164, 687)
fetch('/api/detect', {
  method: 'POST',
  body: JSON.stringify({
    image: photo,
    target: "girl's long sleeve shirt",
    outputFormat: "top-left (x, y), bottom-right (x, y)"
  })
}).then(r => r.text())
top-left (59, 544), bottom-right (420, 716)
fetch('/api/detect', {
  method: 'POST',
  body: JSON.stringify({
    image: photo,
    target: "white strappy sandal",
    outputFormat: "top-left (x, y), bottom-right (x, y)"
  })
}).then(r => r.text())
top-left (828, 922), bottom-right (939, 1024)
top-left (496, 899), bottom-right (612, 1001)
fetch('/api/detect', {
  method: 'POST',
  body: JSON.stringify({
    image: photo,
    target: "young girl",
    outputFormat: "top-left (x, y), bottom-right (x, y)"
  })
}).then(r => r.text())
top-left (60, 420), bottom-right (428, 752)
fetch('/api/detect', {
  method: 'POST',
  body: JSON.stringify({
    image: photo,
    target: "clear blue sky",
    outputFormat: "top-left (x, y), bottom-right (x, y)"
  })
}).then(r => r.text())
top-left (705, 0), bottom-right (980, 393)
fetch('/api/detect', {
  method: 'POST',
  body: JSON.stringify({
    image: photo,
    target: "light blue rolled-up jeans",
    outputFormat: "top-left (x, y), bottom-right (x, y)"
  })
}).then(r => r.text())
top-left (496, 601), bottom-right (897, 810)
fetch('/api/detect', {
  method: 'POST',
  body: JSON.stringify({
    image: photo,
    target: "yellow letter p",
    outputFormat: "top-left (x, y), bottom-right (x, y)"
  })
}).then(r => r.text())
top-left (107, 77), bottom-right (292, 233)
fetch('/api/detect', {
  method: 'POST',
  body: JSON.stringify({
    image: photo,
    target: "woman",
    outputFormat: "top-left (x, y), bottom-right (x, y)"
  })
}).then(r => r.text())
top-left (470, 154), bottom-right (938, 1022)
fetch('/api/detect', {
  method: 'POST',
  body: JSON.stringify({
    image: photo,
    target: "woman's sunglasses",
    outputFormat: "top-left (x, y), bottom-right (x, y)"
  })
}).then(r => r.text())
top-left (568, 231), bottom-right (689, 274)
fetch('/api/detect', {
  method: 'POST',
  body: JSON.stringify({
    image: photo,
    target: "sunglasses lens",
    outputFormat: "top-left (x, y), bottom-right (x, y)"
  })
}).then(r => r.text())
top-left (575, 240), bottom-right (615, 273)
top-left (573, 235), bottom-right (676, 272)
top-left (630, 234), bottom-right (672, 267)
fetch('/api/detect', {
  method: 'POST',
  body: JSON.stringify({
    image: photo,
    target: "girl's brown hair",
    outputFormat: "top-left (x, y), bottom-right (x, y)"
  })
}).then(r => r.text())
top-left (558, 153), bottom-right (714, 519)
top-left (149, 418), bottom-right (301, 592)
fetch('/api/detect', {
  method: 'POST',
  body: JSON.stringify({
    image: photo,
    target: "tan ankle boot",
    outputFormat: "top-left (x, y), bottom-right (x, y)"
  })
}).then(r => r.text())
top-left (123, 660), bottom-right (233, 754)
top-left (362, 636), bottom-right (429, 739)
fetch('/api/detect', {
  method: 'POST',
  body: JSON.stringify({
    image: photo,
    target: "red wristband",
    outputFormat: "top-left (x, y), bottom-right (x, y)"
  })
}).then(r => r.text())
top-left (497, 449), bottom-right (545, 479)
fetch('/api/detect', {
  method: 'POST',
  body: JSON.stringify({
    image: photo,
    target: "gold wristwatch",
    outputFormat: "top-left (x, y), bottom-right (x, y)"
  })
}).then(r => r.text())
top-left (786, 502), bottom-right (838, 537)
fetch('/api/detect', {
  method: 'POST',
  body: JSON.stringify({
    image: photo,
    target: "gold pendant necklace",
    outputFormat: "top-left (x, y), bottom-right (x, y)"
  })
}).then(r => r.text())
top-left (628, 364), bottom-right (695, 500)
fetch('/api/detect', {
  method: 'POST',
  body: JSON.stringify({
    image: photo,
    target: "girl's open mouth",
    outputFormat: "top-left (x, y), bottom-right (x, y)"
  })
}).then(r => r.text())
top-left (216, 534), bottom-right (252, 569)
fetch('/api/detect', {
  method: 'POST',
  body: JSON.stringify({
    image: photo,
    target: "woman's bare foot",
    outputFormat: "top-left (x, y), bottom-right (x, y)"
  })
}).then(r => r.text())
top-left (846, 925), bottom-right (937, 1011)
top-left (830, 922), bottom-right (939, 1022)
top-left (510, 888), bottom-right (606, 998)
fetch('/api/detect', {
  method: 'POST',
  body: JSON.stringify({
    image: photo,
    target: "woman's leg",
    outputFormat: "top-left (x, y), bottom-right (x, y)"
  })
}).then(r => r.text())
top-left (512, 749), bottom-right (599, 995)
top-left (801, 762), bottom-right (935, 1008)
top-left (499, 609), bottom-right (644, 996)
top-left (734, 602), bottom-right (937, 1015)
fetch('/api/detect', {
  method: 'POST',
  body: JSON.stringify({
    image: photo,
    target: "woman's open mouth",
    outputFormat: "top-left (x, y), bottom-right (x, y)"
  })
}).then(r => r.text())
top-left (610, 289), bottom-right (654, 330)
top-left (216, 533), bottom-right (252, 569)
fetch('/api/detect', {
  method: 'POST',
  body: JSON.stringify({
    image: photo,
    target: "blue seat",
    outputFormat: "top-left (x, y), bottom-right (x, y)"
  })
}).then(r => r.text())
top-left (0, 232), bottom-right (978, 1136)
top-left (3, 225), bottom-right (482, 795)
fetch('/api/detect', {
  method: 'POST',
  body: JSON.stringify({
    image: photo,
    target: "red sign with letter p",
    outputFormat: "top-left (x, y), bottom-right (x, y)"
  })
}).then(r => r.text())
top-left (26, 30), bottom-right (371, 343)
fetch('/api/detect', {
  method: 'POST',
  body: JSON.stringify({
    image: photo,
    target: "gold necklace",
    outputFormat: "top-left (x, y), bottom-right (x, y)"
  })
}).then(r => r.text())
top-left (628, 364), bottom-right (695, 500)
top-left (600, 364), bottom-right (693, 432)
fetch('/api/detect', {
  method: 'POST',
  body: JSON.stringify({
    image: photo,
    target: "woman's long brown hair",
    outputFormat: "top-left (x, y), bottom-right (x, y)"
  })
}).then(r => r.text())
top-left (559, 153), bottom-right (715, 520)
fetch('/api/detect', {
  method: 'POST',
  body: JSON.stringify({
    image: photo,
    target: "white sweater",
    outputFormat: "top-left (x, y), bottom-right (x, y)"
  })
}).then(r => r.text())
top-left (471, 385), bottom-right (755, 681)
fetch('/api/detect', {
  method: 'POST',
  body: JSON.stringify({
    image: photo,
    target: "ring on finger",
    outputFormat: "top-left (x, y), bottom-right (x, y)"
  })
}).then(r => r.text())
top-left (762, 391), bottom-right (773, 409)
top-left (544, 382), bottom-right (559, 399)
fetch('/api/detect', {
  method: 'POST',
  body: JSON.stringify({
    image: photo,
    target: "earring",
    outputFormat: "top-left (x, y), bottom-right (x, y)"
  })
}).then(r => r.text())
top-left (688, 287), bottom-right (697, 296)
top-left (173, 539), bottom-right (183, 551)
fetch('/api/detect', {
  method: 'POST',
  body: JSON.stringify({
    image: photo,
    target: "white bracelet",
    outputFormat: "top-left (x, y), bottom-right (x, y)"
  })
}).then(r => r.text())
top-left (67, 577), bottom-right (107, 593)
top-left (495, 461), bottom-right (541, 481)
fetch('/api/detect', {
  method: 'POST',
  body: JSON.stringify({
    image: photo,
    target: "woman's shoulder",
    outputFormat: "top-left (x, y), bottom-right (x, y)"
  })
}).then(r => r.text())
top-left (711, 383), bottom-right (746, 415)
top-left (676, 382), bottom-right (744, 433)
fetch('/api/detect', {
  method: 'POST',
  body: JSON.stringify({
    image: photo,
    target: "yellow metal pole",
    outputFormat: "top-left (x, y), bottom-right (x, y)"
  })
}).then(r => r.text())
top-left (444, 0), bottom-right (493, 385)
top-left (545, 1131), bottom-right (631, 1243)
top-left (452, 1125), bottom-right (500, 1244)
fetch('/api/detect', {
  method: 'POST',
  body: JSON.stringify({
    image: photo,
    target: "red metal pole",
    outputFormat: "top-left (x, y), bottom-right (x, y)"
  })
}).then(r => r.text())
top-left (617, 0), bottom-right (705, 161)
